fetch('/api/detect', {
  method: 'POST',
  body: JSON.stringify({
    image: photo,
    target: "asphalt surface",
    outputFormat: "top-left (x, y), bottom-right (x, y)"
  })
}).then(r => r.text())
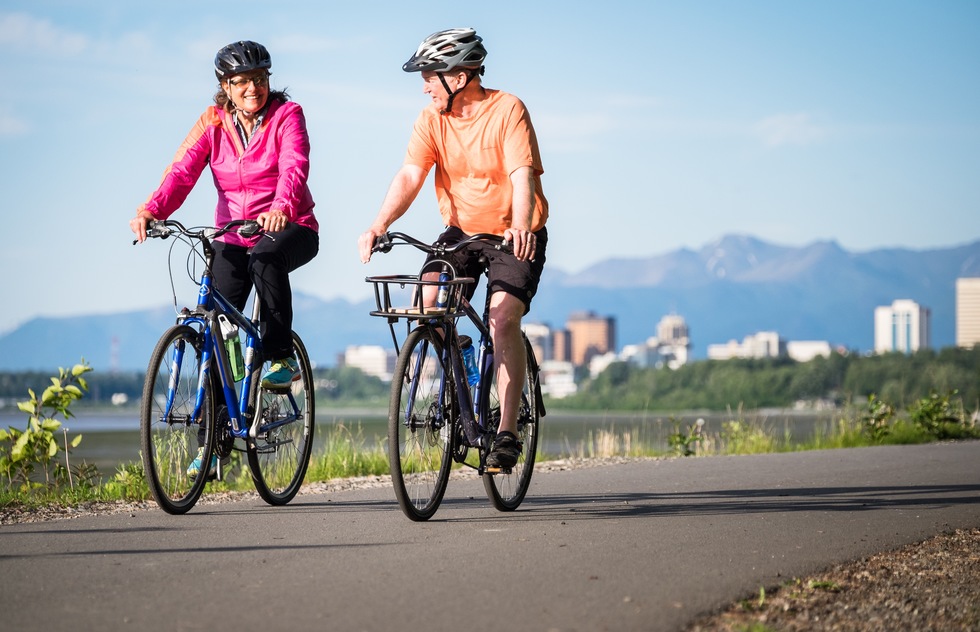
top-left (2, 441), bottom-right (979, 632)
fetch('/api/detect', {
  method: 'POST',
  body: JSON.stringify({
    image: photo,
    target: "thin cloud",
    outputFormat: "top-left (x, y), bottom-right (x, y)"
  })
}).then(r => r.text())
top-left (266, 33), bottom-right (349, 54)
top-left (0, 12), bottom-right (89, 56)
top-left (534, 112), bottom-right (616, 152)
top-left (605, 94), bottom-right (664, 109)
top-left (754, 112), bottom-right (828, 147)
top-left (0, 109), bottom-right (29, 136)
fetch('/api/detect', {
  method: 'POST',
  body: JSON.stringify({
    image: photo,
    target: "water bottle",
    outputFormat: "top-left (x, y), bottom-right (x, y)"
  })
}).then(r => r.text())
top-left (218, 314), bottom-right (245, 382)
top-left (435, 272), bottom-right (450, 309)
top-left (460, 336), bottom-right (480, 386)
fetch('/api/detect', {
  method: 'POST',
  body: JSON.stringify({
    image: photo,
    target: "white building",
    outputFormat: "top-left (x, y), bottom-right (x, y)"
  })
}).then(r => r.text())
top-left (786, 340), bottom-right (832, 362)
top-left (343, 345), bottom-right (394, 381)
top-left (538, 360), bottom-right (577, 398)
top-left (620, 314), bottom-right (693, 370)
top-left (707, 331), bottom-right (785, 360)
top-left (620, 340), bottom-right (662, 369)
top-left (874, 299), bottom-right (930, 354)
top-left (522, 322), bottom-right (552, 365)
top-left (588, 351), bottom-right (619, 378)
top-left (956, 278), bottom-right (980, 348)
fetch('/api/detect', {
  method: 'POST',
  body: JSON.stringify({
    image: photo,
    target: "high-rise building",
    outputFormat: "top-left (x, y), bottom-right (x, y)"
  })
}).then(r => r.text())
top-left (957, 278), bottom-right (980, 348)
top-left (654, 314), bottom-right (692, 368)
top-left (566, 311), bottom-right (616, 366)
top-left (552, 329), bottom-right (571, 363)
top-left (874, 299), bottom-right (930, 354)
top-left (656, 314), bottom-right (689, 344)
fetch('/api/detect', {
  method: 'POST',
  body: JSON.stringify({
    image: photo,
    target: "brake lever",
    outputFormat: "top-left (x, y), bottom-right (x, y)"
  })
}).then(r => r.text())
top-left (237, 220), bottom-right (262, 238)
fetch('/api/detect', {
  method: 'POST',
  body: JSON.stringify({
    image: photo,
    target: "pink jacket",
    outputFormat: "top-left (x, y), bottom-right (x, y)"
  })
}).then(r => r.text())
top-left (139, 99), bottom-right (318, 247)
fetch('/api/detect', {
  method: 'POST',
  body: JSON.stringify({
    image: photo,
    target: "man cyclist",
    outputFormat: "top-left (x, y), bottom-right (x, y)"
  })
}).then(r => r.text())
top-left (358, 27), bottom-right (549, 469)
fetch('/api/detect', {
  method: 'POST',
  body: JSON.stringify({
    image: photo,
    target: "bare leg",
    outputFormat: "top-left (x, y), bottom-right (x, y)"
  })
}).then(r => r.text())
top-left (489, 292), bottom-right (526, 436)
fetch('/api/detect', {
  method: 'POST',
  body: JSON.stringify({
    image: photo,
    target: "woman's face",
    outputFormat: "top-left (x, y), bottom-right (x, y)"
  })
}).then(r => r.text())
top-left (223, 71), bottom-right (269, 116)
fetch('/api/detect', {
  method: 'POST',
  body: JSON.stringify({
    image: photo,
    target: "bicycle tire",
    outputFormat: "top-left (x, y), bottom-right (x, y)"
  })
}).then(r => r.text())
top-left (140, 324), bottom-right (216, 515)
top-left (247, 331), bottom-right (316, 505)
top-left (388, 325), bottom-right (454, 521)
top-left (483, 333), bottom-right (540, 511)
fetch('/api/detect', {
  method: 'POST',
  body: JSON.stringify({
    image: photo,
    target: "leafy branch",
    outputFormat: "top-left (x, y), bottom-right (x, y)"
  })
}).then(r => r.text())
top-left (0, 362), bottom-right (92, 494)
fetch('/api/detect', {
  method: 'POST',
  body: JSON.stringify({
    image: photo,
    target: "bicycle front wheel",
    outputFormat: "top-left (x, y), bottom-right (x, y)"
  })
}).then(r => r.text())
top-left (388, 325), bottom-right (454, 521)
top-left (140, 324), bottom-right (216, 515)
top-left (483, 333), bottom-right (540, 511)
top-left (247, 332), bottom-right (316, 505)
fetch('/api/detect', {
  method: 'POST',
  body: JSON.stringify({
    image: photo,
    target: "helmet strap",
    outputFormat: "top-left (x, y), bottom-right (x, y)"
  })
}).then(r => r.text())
top-left (437, 69), bottom-right (480, 115)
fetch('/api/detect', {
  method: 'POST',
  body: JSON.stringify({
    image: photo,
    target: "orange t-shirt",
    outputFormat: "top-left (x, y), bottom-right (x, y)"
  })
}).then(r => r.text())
top-left (404, 89), bottom-right (548, 235)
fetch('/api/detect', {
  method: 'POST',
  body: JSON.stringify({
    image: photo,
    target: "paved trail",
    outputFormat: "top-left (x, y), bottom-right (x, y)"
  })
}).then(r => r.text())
top-left (2, 442), bottom-right (978, 631)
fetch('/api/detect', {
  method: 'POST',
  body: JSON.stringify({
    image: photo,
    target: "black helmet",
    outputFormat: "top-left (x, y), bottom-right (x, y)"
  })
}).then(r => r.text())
top-left (214, 40), bottom-right (272, 80)
top-left (403, 28), bottom-right (487, 73)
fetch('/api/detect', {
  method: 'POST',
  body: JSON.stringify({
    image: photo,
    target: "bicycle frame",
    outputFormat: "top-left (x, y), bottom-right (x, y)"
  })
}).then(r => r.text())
top-left (163, 238), bottom-right (303, 444)
top-left (431, 272), bottom-right (495, 452)
top-left (387, 249), bottom-right (501, 458)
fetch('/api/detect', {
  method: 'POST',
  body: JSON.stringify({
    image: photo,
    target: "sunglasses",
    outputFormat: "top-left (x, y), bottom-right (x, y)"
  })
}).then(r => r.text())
top-left (228, 75), bottom-right (269, 88)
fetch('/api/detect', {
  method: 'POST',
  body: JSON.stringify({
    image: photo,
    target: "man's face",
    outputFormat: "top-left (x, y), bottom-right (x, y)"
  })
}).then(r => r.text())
top-left (420, 70), bottom-right (464, 110)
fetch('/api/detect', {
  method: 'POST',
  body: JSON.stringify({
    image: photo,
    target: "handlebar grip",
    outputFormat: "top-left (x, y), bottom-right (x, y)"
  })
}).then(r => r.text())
top-left (372, 233), bottom-right (393, 253)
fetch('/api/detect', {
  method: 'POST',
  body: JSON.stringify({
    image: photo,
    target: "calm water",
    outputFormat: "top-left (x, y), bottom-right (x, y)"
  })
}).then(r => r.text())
top-left (0, 407), bottom-right (837, 479)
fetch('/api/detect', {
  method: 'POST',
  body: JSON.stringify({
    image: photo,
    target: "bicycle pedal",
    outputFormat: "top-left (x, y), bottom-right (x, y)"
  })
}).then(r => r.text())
top-left (484, 466), bottom-right (512, 475)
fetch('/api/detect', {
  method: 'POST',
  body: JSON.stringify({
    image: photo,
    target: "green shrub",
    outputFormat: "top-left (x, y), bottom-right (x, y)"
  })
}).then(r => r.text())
top-left (0, 362), bottom-right (93, 497)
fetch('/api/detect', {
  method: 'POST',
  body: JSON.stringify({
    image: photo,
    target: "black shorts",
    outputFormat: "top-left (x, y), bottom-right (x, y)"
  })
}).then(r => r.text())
top-left (425, 226), bottom-right (548, 314)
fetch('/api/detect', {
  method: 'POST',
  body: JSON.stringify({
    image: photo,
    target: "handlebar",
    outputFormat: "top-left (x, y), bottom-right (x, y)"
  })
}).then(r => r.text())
top-left (371, 231), bottom-right (512, 256)
top-left (134, 219), bottom-right (262, 245)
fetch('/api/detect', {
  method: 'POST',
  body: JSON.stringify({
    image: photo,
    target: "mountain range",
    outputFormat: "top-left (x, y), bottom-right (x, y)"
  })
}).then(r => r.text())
top-left (2, 234), bottom-right (978, 372)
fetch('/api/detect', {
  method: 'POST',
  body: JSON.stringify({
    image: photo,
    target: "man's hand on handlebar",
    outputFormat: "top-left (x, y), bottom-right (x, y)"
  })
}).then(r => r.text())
top-left (358, 226), bottom-right (387, 263)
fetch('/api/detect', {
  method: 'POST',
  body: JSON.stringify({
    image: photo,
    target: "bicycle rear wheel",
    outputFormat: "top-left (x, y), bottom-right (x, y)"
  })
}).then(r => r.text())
top-left (247, 332), bottom-right (316, 505)
top-left (388, 325), bottom-right (454, 521)
top-left (483, 333), bottom-right (540, 511)
top-left (140, 324), bottom-right (216, 515)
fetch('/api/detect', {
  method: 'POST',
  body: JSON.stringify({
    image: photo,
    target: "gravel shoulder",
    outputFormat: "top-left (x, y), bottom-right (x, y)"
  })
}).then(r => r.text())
top-left (3, 456), bottom-right (979, 631)
top-left (687, 527), bottom-right (980, 631)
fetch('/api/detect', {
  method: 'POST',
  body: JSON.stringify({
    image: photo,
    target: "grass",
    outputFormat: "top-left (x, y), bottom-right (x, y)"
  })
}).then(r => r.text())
top-left (2, 401), bottom-right (978, 511)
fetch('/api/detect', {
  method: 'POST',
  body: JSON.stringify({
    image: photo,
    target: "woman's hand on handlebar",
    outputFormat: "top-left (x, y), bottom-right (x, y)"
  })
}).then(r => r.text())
top-left (256, 209), bottom-right (289, 233)
top-left (130, 210), bottom-right (155, 244)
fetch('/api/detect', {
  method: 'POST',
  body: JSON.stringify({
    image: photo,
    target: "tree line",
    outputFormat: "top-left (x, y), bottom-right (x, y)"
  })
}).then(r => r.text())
top-left (563, 346), bottom-right (980, 412)
top-left (0, 366), bottom-right (389, 409)
top-left (1, 346), bottom-right (977, 413)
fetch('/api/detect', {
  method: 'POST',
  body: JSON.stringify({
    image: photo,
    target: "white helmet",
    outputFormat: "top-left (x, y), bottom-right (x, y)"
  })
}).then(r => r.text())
top-left (403, 28), bottom-right (487, 73)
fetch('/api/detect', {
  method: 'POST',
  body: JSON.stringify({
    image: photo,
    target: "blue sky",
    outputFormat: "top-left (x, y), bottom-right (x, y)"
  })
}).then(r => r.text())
top-left (1, 1), bottom-right (978, 335)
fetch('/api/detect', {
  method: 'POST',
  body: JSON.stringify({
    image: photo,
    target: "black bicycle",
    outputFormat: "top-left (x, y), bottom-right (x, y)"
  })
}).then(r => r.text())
top-left (137, 219), bottom-right (315, 514)
top-left (366, 231), bottom-right (545, 521)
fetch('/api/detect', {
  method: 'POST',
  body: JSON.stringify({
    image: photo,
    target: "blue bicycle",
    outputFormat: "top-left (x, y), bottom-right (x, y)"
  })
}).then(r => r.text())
top-left (138, 219), bottom-right (315, 514)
